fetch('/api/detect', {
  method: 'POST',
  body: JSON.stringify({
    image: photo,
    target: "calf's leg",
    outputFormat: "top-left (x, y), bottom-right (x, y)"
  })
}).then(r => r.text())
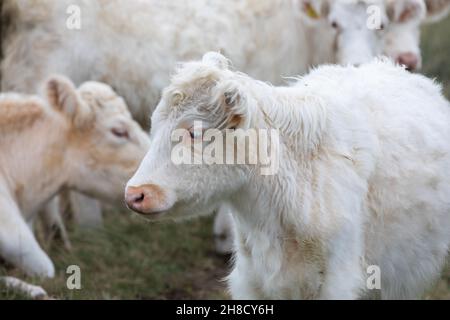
top-left (0, 193), bottom-right (55, 278)
top-left (1, 276), bottom-right (48, 299)
top-left (69, 192), bottom-right (103, 227)
top-left (41, 195), bottom-right (72, 251)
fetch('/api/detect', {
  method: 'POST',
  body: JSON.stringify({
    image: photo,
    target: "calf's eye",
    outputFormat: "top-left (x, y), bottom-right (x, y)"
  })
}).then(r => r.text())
top-left (188, 127), bottom-right (203, 140)
top-left (111, 127), bottom-right (129, 139)
top-left (331, 21), bottom-right (339, 29)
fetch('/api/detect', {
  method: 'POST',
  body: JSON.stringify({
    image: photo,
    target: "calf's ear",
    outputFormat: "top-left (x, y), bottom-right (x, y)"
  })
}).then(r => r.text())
top-left (45, 75), bottom-right (93, 128)
top-left (387, 0), bottom-right (426, 23)
top-left (424, 0), bottom-right (450, 23)
top-left (216, 81), bottom-right (251, 129)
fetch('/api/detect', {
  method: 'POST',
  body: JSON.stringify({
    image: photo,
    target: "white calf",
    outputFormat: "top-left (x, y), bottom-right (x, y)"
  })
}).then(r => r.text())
top-left (216, 0), bottom-right (450, 255)
top-left (126, 52), bottom-right (450, 299)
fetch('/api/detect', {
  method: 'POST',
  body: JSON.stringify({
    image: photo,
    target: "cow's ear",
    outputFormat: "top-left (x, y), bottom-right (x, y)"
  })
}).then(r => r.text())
top-left (45, 75), bottom-right (93, 128)
top-left (387, 0), bottom-right (426, 23)
top-left (202, 51), bottom-right (230, 70)
top-left (295, 0), bottom-right (329, 21)
top-left (224, 90), bottom-right (245, 129)
top-left (424, 0), bottom-right (450, 23)
top-left (216, 81), bottom-right (251, 130)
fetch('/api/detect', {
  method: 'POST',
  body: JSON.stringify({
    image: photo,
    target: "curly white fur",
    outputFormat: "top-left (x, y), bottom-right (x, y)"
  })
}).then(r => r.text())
top-left (128, 53), bottom-right (450, 299)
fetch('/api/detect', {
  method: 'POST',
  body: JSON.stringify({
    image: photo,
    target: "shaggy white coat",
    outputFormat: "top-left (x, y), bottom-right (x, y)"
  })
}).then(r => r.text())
top-left (127, 53), bottom-right (450, 299)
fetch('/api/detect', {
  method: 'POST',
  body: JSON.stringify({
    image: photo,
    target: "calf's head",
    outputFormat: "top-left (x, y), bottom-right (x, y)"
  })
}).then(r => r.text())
top-left (125, 53), bottom-right (252, 220)
top-left (45, 75), bottom-right (150, 203)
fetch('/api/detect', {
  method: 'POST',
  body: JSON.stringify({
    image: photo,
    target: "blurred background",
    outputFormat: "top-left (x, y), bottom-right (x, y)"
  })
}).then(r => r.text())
top-left (0, 1), bottom-right (449, 299)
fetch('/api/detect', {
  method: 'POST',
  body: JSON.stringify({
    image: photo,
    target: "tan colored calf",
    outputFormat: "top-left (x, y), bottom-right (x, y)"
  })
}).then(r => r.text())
top-left (0, 75), bottom-right (150, 278)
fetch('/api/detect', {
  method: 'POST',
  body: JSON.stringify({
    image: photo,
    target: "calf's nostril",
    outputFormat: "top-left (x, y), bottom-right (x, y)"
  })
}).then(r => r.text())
top-left (133, 193), bottom-right (145, 203)
top-left (125, 187), bottom-right (146, 208)
top-left (125, 183), bottom-right (169, 214)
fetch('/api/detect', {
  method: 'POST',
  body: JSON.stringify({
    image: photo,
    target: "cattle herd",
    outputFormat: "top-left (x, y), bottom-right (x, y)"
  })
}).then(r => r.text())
top-left (0, 0), bottom-right (450, 300)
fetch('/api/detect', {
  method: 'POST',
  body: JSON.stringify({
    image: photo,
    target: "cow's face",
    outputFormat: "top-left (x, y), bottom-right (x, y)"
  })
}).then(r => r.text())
top-left (299, 0), bottom-right (388, 66)
top-left (383, 0), bottom-right (450, 72)
top-left (384, 0), bottom-right (426, 71)
top-left (125, 53), bottom-right (249, 220)
top-left (328, 0), bottom-right (388, 65)
top-left (45, 75), bottom-right (150, 203)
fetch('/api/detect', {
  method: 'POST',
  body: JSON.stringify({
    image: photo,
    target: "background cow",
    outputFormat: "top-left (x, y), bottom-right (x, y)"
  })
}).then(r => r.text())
top-left (0, 76), bottom-right (149, 296)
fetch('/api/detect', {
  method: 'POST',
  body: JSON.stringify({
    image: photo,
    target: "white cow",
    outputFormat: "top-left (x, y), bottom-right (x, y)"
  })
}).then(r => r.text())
top-left (5, 0), bottom-right (446, 123)
top-left (379, 0), bottom-right (450, 70)
top-left (302, 0), bottom-right (389, 66)
top-left (304, 0), bottom-right (450, 70)
top-left (126, 52), bottom-right (450, 299)
top-left (1, 0), bottom-right (320, 124)
top-left (383, 0), bottom-right (427, 70)
top-left (0, 76), bottom-right (149, 282)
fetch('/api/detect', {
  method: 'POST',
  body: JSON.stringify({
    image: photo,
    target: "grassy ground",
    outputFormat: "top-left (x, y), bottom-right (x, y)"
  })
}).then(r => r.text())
top-left (422, 16), bottom-right (450, 97)
top-left (421, 16), bottom-right (450, 300)
top-left (1, 17), bottom-right (450, 300)
top-left (1, 212), bottom-right (230, 299)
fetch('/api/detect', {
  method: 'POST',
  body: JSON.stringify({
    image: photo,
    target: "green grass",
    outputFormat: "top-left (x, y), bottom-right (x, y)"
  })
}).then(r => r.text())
top-left (422, 17), bottom-right (450, 299)
top-left (422, 16), bottom-right (450, 97)
top-left (1, 16), bottom-right (450, 301)
top-left (1, 213), bottom-right (230, 300)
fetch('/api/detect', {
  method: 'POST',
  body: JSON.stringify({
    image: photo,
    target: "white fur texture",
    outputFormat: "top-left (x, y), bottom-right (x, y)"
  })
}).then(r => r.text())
top-left (4, 0), bottom-right (449, 123)
top-left (128, 53), bottom-right (450, 299)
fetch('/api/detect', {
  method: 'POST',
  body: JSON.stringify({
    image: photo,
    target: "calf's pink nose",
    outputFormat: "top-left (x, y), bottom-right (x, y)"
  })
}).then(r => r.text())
top-left (396, 53), bottom-right (419, 71)
top-left (125, 184), bottom-right (166, 215)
